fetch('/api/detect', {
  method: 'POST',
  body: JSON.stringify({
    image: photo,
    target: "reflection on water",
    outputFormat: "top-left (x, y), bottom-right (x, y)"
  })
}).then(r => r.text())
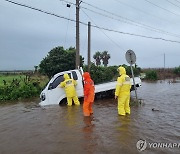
top-left (82, 116), bottom-right (96, 154)
top-left (0, 81), bottom-right (180, 154)
top-left (66, 106), bottom-right (80, 127)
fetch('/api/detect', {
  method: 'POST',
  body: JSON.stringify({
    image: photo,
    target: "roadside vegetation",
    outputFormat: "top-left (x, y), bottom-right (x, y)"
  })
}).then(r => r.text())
top-left (174, 66), bottom-right (180, 76)
top-left (83, 64), bottom-right (141, 84)
top-left (142, 67), bottom-right (180, 81)
top-left (0, 73), bottom-right (48, 102)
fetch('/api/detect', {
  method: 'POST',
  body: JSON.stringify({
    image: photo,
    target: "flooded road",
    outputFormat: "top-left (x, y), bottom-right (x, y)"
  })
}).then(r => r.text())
top-left (0, 81), bottom-right (180, 154)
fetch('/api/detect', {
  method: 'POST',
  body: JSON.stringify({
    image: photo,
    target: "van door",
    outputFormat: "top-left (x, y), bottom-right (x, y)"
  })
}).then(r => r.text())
top-left (47, 71), bottom-right (83, 104)
top-left (71, 71), bottom-right (84, 97)
top-left (47, 74), bottom-right (65, 104)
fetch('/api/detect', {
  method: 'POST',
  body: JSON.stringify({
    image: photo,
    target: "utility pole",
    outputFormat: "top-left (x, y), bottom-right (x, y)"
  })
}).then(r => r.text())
top-left (76, 0), bottom-right (80, 68)
top-left (164, 53), bottom-right (166, 80)
top-left (164, 53), bottom-right (165, 69)
top-left (88, 22), bottom-right (91, 72)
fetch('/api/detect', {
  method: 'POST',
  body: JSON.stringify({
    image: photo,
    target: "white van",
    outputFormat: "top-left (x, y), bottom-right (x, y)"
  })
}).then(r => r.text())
top-left (39, 68), bottom-right (141, 106)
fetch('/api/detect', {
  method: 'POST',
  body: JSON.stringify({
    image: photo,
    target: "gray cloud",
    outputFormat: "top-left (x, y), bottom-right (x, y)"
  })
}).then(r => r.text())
top-left (0, 0), bottom-right (180, 70)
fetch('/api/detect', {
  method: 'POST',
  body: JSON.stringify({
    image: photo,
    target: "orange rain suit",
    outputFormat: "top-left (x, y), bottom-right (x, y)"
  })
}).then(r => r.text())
top-left (83, 72), bottom-right (95, 116)
top-left (115, 66), bottom-right (131, 116)
top-left (60, 73), bottom-right (80, 106)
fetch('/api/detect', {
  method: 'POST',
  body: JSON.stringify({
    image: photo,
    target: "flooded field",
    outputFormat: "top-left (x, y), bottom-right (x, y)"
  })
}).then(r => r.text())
top-left (0, 81), bottom-right (180, 154)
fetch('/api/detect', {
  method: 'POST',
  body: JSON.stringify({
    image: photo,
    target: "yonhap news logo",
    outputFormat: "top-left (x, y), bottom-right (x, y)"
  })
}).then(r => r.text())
top-left (136, 139), bottom-right (180, 152)
top-left (136, 139), bottom-right (147, 151)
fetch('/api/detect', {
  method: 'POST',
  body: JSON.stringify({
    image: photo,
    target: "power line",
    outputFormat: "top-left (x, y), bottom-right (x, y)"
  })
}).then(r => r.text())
top-left (144, 0), bottom-right (180, 17)
top-left (61, 0), bottom-right (180, 38)
top-left (174, 0), bottom-right (180, 4)
top-left (113, 0), bottom-right (174, 23)
top-left (81, 5), bottom-right (155, 31)
top-left (82, 1), bottom-right (180, 39)
top-left (92, 25), bottom-right (180, 44)
top-left (4, 0), bottom-right (81, 24)
top-left (60, 0), bottom-right (126, 52)
top-left (81, 8), bottom-right (126, 52)
top-left (165, 0), bottom-right (180, 9)
top-left (3, 0), bottom-right (180, 44)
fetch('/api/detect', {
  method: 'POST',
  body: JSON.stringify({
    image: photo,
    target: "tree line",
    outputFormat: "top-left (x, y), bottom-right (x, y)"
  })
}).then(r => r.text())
top-left (38, 45), bottom-right (180, 82)
top-left (38, 46), bottom-right (141, 84)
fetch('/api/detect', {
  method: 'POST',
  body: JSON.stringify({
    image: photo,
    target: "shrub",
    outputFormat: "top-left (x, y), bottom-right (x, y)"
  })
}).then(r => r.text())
top-left (145, 70), bottom-right (158, 81)
top-left (0, 75), bottom-right (48, 102)
top-left (83, 64), bottom-right (141, 84)
top-left (173, 66), bottom-right (180, 76)
top-left (83, 64), bottom-right (118, 84)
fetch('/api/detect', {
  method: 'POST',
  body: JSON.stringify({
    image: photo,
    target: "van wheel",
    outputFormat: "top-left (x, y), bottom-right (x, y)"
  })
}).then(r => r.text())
top-left (59, 98), bottom-right (67, 106)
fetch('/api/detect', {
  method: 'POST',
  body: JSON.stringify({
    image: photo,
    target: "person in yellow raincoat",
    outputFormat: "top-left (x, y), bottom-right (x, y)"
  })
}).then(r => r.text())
top-left (60, 73), bottom-right (80, 106)
top-left (115, 66), bottom-right (131, 116)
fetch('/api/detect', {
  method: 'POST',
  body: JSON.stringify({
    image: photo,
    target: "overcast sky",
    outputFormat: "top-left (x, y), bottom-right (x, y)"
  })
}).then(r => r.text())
top-left (0, 0), bottom-right (180, 70)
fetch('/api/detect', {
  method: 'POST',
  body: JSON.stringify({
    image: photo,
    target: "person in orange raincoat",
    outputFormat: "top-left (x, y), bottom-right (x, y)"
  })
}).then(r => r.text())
top-left (83, 72), bottom-right (95, 116)
top-left (60, 73), bottom-right (80, 106)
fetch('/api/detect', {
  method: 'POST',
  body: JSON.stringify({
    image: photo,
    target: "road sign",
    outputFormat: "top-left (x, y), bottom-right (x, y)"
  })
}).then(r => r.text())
top-left (125, 49), bottom-right (136, 65)
top-left (125, 49), bottom-right (138, 101)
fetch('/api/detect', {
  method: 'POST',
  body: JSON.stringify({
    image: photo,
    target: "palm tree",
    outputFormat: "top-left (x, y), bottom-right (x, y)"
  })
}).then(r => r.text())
top-left (101, 51), bottom-right (111, 67)
top-left (34, 65), bottom-right (38, 73)
top-left (93, 51), bottom-right (101, 66)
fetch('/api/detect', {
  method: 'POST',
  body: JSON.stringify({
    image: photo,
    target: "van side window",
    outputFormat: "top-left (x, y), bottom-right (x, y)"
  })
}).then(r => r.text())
top-left (48, 75), bottom-right (64, 90)
top-left (72, 71), bottom-right (78, 80)
top-left (68, 73), bottom-right (71, 79)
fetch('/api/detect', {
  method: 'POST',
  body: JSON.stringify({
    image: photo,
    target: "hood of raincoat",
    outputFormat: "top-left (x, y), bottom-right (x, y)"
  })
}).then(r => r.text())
top-left (117, 66), bottom-right (126, 75)
top-left (63, 73), bottom-right (70, 80)
top-left (83, 72), bottom-right (91, 80)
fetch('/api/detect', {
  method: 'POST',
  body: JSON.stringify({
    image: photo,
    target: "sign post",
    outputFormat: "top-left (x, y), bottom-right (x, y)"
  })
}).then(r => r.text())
top-left (125, 49), bottom-right (138, 101)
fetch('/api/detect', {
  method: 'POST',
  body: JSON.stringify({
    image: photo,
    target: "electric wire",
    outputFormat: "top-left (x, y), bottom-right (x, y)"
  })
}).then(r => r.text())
top-left (60, 0), bottom-right (180, 38)
top-left (64, 0), bottom-right (180, 39)
top-left (4, 0), bottom-right (180, 44)
top-left (62, 0), bottom-right (180, 38)
top-left (4, 0), bottom-right (82, 24)
top-left (91, 25), bottom-right (180, 44)
top-left (144, 0), bottom-right (180, 16)
top-left (81, 1), bottom-right (180, 39)
top-left (81, 8), bottom-right (126, 52)
top-left (173, 0), bottom-right (180, 4)
top-left (165, 0), bottom-right (180, 9)
top-left (113, 0), bottom-right (174, 23)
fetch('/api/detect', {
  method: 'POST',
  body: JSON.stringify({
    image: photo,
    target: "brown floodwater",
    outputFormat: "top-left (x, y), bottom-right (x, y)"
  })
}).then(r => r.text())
top-left (0, 81), bottom-right (180, 154)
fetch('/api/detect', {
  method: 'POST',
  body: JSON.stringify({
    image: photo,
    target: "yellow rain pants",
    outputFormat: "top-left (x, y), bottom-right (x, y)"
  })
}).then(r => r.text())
top-left (115, 66), bottom-right (131, 115)
top-left (60, 73), bottom-right (80, 106)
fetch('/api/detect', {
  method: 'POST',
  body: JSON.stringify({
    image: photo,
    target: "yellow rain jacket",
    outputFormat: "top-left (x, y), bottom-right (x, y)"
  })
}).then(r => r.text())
top-left (115, 66), bottom-right (131, 115)
top-left (60, 73), bottom-right (80, 106)
top-left (60, 74), bottom-right (77, 97)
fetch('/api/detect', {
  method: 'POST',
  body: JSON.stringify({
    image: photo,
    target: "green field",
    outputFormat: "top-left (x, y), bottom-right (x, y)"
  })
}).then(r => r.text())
top-left (0, 74), bottom-right (49, 86)
top-left (0, 74), bottom-right (26, 86)
top-left (0, 74), bottom-right (49, 101)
